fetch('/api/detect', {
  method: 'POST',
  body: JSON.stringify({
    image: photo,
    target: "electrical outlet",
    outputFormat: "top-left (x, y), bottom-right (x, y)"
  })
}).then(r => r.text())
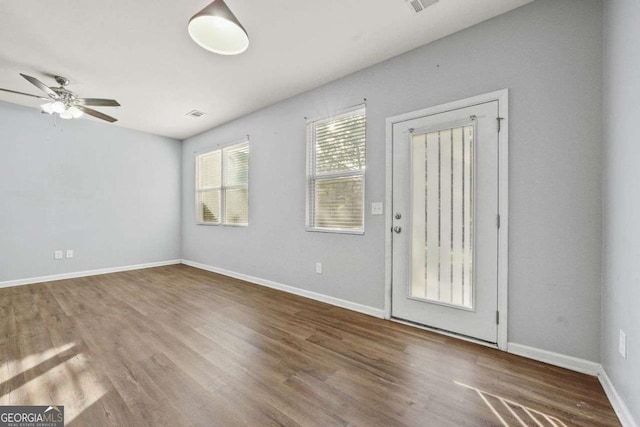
top-left (54, 250), bottom-right (63, 260)
top-left (371, 202), bottom-right (384, 215)
top-left (315, 262), bottom-right (322, 274)
top-left (66, 249), bottom-right (74, 259)
top-left (619, 330), bottom-right (627, 359)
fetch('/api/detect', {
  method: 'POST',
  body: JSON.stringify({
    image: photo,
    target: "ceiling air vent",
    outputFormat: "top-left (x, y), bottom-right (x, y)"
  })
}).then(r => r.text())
top-left (186, 110), bottom-right (206, 118)
top-left (406, 0), bottom-right (438, 14)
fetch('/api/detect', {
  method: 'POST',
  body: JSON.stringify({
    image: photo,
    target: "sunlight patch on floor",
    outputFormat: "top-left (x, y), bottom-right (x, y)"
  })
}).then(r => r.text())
top-left (455, 381), bottom-right (568, 427)
top-left (2, 342), bottom-right (76, 380)
top-left (1, 342), bottom-right (107, 423)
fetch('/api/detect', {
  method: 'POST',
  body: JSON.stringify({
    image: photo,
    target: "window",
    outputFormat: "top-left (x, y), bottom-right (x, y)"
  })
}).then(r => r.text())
top-left (306, 106), bottom-right (366, 233)
top-left (196, 140), bottom-right (249, 226)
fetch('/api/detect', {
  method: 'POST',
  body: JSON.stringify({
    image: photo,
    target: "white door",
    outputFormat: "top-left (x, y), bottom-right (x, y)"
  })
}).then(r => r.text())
top-left (391, 101), bottom-right (499, 343)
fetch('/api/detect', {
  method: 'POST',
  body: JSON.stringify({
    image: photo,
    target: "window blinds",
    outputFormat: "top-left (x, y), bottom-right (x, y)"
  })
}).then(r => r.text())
top-left (223, 142), bottom-right (249, 225)
top-left (196, 140), bottom-right (249, 225)
top-left (307, 106), bottom-right (366, 232)
top-left (197, 150), bottom-right (222, 224)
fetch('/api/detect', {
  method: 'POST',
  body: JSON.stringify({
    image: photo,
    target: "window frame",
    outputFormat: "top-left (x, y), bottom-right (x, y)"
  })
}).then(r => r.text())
top-left (306, 104), bottom-right (366, 235)
top-left (195, 138), bottom-right (250, 227)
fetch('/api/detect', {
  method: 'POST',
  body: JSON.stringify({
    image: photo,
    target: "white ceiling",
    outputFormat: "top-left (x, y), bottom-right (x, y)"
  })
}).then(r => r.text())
top-left (0, 0), bottom-right (531, 139)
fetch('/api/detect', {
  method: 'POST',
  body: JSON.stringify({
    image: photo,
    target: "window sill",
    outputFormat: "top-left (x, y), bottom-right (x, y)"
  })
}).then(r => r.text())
top-left (305, 227), bottom-right (364, 235)
top-left (196, 222), bottom-right (248, 227)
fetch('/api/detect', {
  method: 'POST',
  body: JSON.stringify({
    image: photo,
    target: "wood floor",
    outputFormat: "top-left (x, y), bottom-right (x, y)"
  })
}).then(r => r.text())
top-left (0, 265), bottom-right (619, 426)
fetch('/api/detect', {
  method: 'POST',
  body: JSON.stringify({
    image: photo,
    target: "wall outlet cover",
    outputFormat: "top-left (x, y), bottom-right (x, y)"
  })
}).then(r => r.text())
top-left (619, 330), bottom-right (627, 359)
top-left (54, 250), bottom-right (63, 260)
top-left (66, 249), bottom-right (74, 259)
top-left (315, 262), bottom-right (322, 274)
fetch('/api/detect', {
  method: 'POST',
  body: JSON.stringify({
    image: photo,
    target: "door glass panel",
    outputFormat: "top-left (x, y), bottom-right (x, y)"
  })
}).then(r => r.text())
top-left (410, 125), bottom-right (474, 309)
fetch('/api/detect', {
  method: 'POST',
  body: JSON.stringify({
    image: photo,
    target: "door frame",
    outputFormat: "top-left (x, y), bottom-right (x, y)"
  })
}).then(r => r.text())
top-left (384, 89), bottom-right (509, 351)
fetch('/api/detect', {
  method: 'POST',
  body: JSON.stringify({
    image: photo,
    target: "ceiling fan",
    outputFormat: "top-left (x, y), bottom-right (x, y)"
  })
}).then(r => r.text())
top-left (0, 73), bottom-right (120, 123)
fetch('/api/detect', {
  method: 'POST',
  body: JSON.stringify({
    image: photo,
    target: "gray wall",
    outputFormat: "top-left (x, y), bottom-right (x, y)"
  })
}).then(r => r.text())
top-left (183, 0), bottom-right (603, 361)
top-left (0, 101), bottom-right (182, 282)
top-left (602, 0), bottom-right (640, 420)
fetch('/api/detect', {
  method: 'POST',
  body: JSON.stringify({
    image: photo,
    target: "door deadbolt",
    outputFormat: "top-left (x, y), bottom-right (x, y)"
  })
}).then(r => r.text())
top-left (395, 213), bottom-right (402, 219)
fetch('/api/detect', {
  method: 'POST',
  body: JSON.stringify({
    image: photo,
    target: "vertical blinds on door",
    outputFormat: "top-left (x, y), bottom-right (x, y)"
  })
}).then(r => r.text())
top-left (411, 126), bottom-right (474, 309)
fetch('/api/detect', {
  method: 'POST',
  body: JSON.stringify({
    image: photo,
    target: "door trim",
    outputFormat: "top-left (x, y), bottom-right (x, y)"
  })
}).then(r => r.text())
top-left (384, 89), bottom-right (509, 351)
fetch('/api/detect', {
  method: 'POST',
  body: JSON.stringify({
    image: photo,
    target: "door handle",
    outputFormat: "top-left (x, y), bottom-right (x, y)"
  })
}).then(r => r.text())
top-left (393, 226), bottom-right (402, 234)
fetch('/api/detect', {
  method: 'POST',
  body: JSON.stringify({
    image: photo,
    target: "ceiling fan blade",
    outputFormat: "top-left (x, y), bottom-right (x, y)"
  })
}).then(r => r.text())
top-left (0, 87), bottom-right (50, 100)
top-left (77, 98), bottom-right (121, 107)
top-left (77, 106), bottom-right (118, 123)
top-left (19, 73), bottom-right (59, 99)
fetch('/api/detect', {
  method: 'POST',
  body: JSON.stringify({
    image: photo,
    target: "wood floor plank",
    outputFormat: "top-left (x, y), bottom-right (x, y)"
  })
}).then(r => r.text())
top-left (0, 265), bottom-right (621, 426)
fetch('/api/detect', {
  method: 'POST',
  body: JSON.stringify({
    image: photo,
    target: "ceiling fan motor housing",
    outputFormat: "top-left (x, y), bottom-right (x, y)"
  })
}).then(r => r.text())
top-left (54, 76), bottom-right (70, 87)
top-left (52, 87), bottom-right (77, 106)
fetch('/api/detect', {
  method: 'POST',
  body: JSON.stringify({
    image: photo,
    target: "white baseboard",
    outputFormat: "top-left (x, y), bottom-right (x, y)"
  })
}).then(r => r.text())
top-left (507, 343), bottom-right (601, 376)
top-left (0, 259), bottom-right (182, 289)
top-left (598, 366), bottom-right (638, 427)
top-left (181, 259), bottom-right (385, 319)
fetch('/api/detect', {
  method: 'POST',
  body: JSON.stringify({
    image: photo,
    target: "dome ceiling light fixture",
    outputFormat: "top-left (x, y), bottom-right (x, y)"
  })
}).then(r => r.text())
top-left (188, 0), bottom-right (249, 56)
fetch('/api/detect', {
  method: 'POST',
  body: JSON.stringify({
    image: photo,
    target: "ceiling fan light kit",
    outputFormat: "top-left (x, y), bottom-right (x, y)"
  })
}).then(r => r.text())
top-left (188, 0), bottom-right (249, 55)
top-left (41, 101), bottom-right (64, 114)
top-left (41, 101), bottom-right (83, 119)
top-left (48, 104), bottom-right (84, 119)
